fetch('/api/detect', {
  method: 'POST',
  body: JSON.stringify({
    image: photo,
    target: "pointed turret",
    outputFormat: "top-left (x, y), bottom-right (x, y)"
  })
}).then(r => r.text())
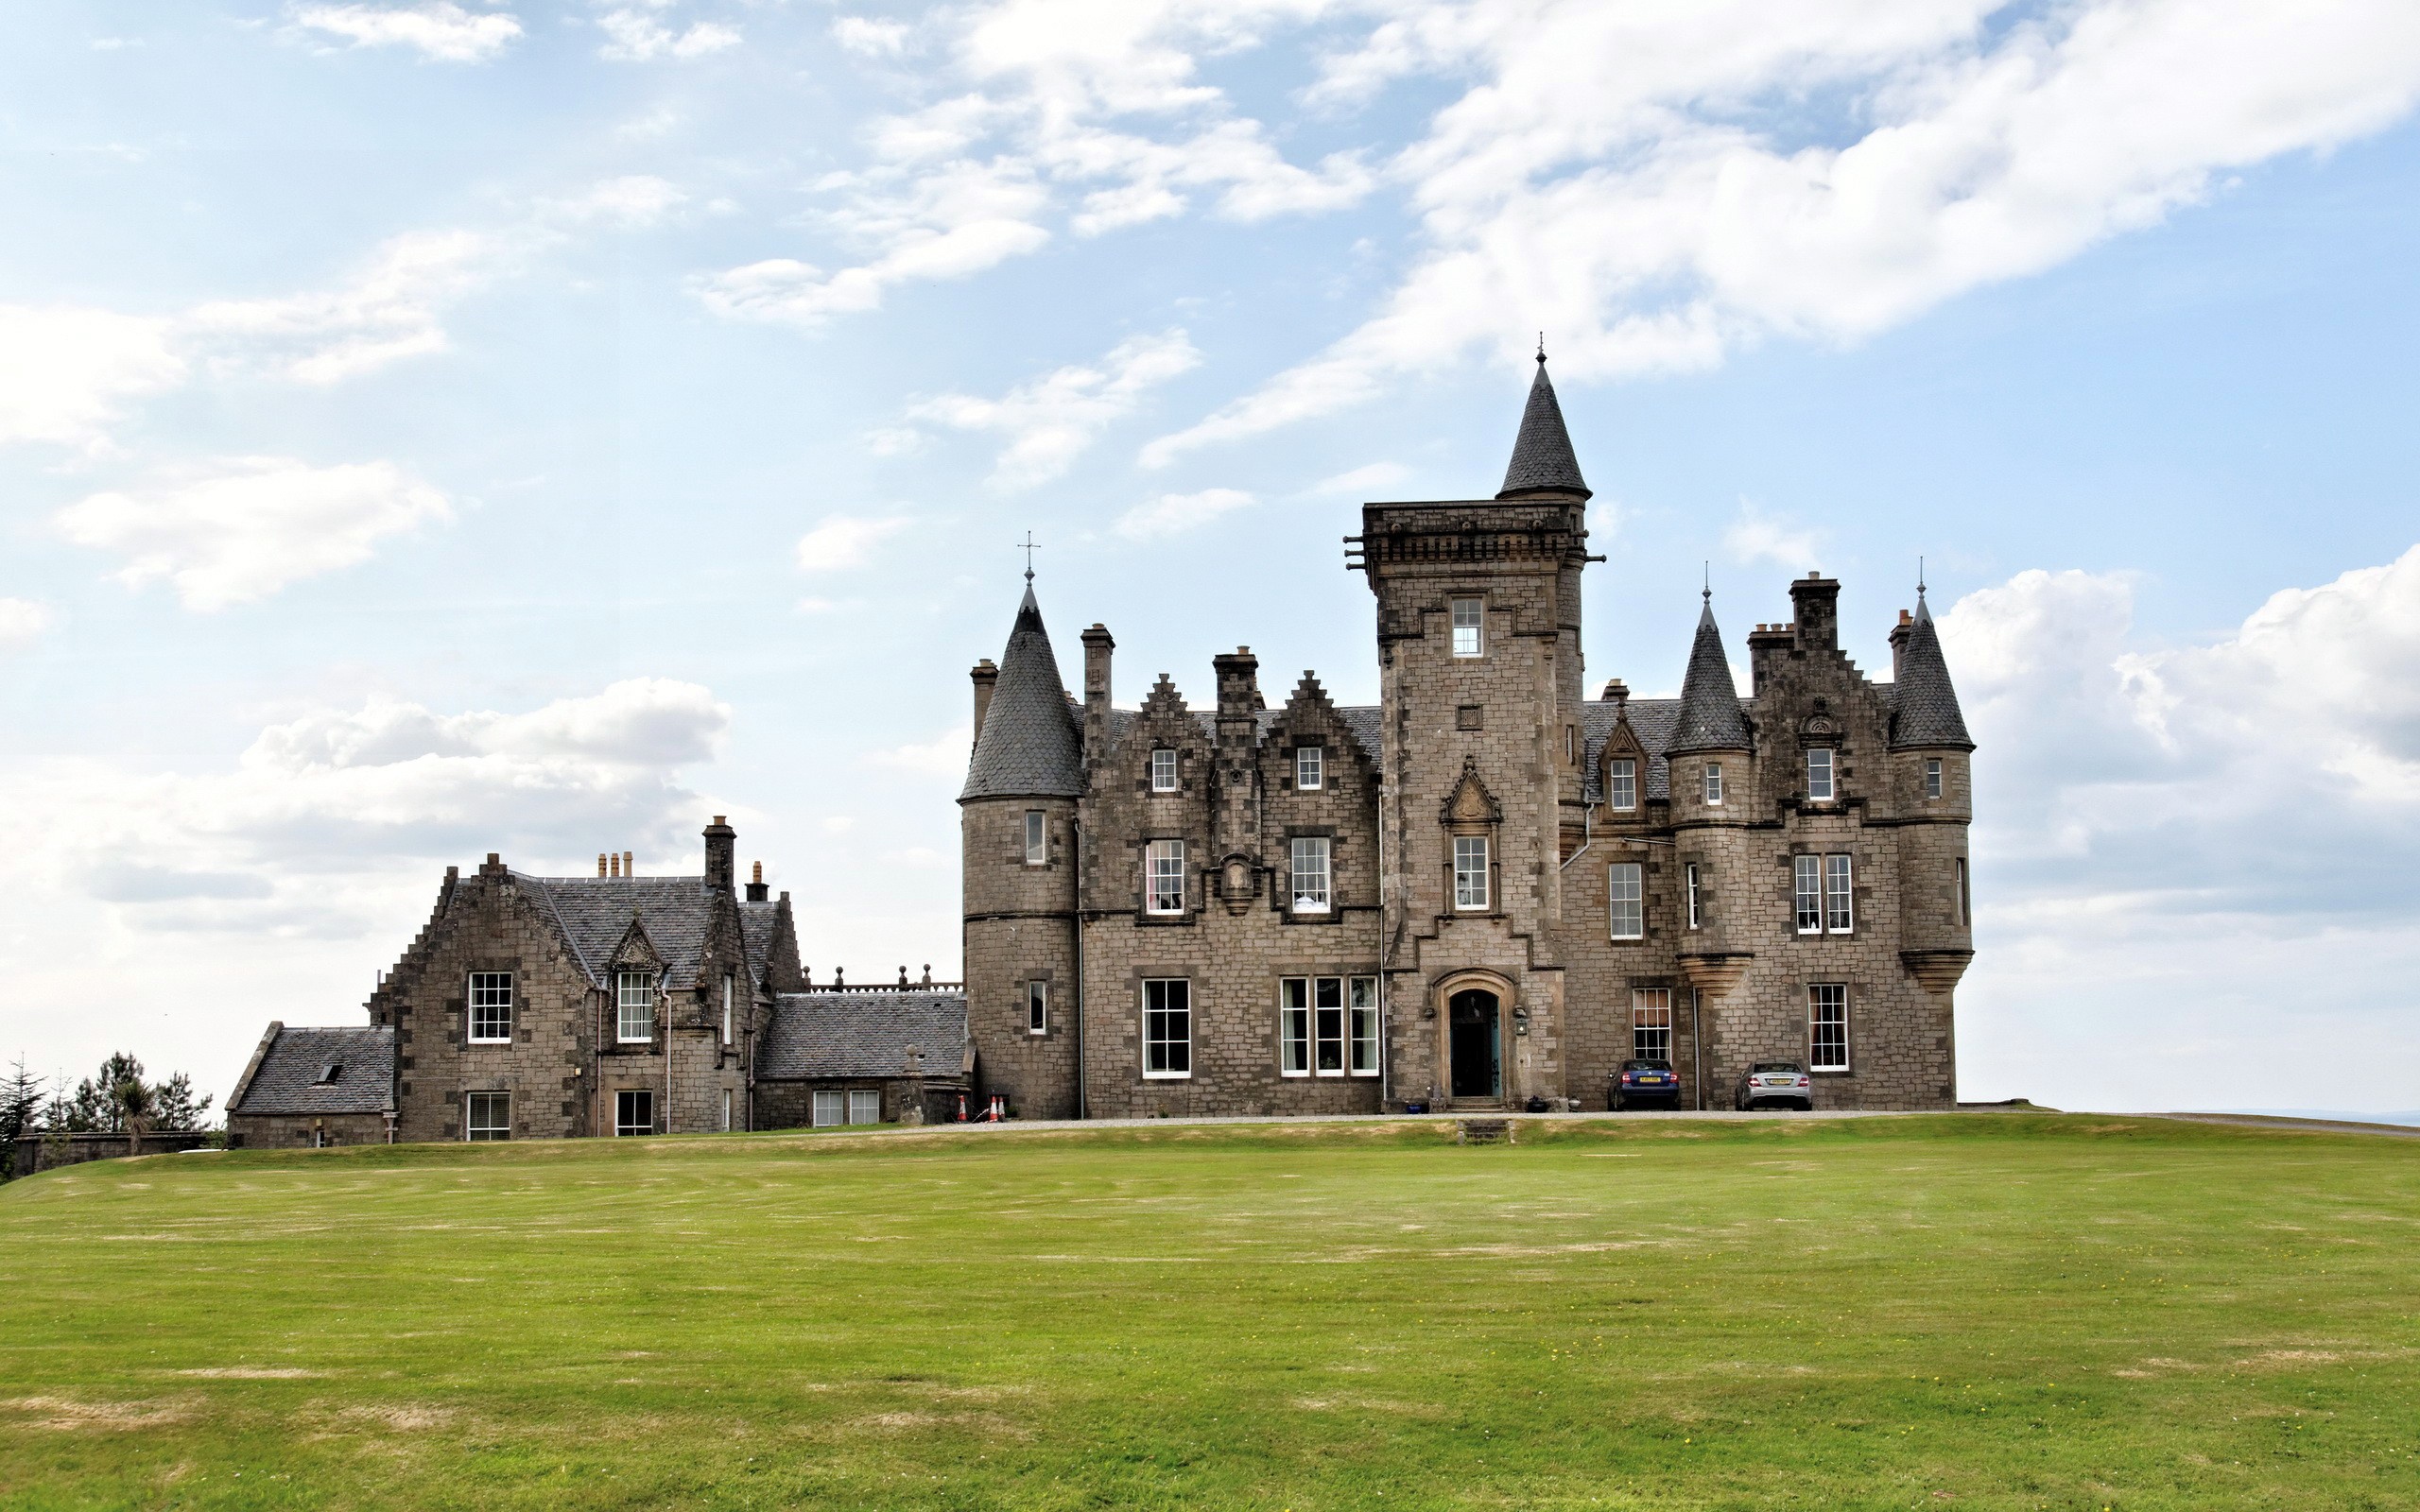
top-left (1666, 593), bottom-right (1751, 753)
top-left (959, 583), bottom-right (1083, 800)
top-left (1889, 593), bottom-right (1973, 750)
top-left (1496, 352), bottom-right (1591, 501)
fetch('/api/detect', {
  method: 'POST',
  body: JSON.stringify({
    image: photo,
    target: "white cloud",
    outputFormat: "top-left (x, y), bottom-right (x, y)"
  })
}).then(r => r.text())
top-left (55, 457), bottom-right (452, 611)
top-left (1114, 487), bottom-right (1254, 541)
top-left (0, 599), bottom-right (54, 653)
top-left (910, 329), bottom-right (1201, 489)
top-left (289, 2), bottom-right (523, 62)
top-left (833, 16), bottom-right (910, 58)
top-left (873, 725), bottom-right (973, 776)
top-left (1721, 500), bottom-right (1825, 571)
top-left (186, 229), bottom-right (507, 384)
top-left (862, 425), bottom-right (926, 457)
top-left (795, 515), bottom-right (910, 573)
top-left (544, 174), bottom-right (688, 227)
top-left (1305, 460), bottom-right (1410, 496)
top-left (596, 4), bottom-right (739, 61)
top-left (0, 306), bottom-right (184, 454)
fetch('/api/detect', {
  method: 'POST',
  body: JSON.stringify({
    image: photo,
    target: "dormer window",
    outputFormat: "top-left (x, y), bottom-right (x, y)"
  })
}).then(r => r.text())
top-left (1451, 597), bottom-right (1484, 658)
top-left (1607, 758), bottom-right (1636, 812)
top-left (317, 1063), bottom-right (342, 1085)
top-left (1806, 748), bottom-right (1836, 802)
top-left (1295, 745), bottom-right (1323, 790)
top-left (1453, 835), bottom-right (1490, 910)
top-left (616, 971), bottom-right (655, 1042)
top-left (1150, 748), bottom-right (1178, 792)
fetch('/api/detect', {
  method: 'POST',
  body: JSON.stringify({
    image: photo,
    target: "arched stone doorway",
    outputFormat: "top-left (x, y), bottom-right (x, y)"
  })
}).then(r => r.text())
top-left (1447, 988), bottom-right (1501, 1101)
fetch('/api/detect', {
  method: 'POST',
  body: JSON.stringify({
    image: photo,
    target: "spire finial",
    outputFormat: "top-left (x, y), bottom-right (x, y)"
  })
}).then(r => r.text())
top-left (1536, 331), bottom-right (1546, 364)
top-left (1917, 555), bottom-right (1927, 600)
top-left (1020, 530), bottom-right (1040, 584)
top-left (1703, 559), bottom-right (1711, 603)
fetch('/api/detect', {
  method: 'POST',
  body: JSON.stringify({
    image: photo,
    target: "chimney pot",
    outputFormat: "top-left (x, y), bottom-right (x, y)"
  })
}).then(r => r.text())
top-left (623, 850), bottom-right (633, 877)
top-left (597, 852), bottom-right (608, 877)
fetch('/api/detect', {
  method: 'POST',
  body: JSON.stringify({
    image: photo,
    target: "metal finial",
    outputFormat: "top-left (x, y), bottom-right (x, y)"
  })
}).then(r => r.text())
top-left (1917, 555), bottom-right (1927, 600)
top-left (1536, 331), bottom-right (1547, 364)
top-left (1020, 531), bottom-right (1040, 583)
top-left (1703, 560), bottom-right (1711, 602)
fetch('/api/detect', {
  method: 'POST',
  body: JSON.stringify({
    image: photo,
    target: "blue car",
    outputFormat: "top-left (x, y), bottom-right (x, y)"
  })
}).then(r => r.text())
top-left (1613, 1058), bottom-right (1681, 1110)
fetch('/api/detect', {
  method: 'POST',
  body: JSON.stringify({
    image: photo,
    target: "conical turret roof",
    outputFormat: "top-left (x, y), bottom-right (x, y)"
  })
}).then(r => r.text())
top-left (959, 583), bottom-right (1083, 800)
top-left (1496, 355), bottom-right (1591, 500)
top-left (1890, 595), bottom-right (1973, 749)
top-left (1666, 596), bottom-right (1751, 753)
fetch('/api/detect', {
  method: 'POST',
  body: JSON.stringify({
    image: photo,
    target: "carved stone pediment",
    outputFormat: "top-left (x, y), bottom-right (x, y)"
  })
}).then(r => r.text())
top-left (1441, 759), bottom-right (1501, 827)
top-left (609, 916), bottom-right (663, 972)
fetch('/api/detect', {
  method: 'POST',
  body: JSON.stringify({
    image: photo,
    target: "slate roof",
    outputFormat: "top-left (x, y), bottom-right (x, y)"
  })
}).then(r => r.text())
top-left (739, 899), bottom-right (782, 984)
top-left (1665, 598), bottom-right (1754, 754)
top-left (230, 1025), bottom-right (393, 1117)
top-left (962, 584), bottom-right (1084, 800)
top-left (1496, 357), bottom-right (1591, 499)
top-left (759, 991), bottom-right (971, 1081)
top-left (512, 873), bottom-right (716, 989)
top-left (1889, 596), bottom-right (1974, 749)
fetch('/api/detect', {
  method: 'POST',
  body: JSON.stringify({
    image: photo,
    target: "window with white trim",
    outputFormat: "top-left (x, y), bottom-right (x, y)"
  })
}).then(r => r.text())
top-left (1924, 758), bottom-right (1944, 799)
top-left (1451, 597), bottom-right (1484, 657)
top-left (1143, 978), bottom-right (1191, 1077)
top-left (1703, 763), bottom-right (1723, 805)
top-left (1607, 758), bottom-right (1636, 812)
top-left (721, 973), bottom-right (733, 1046)
top-left (1824, 853), bottom-right (1854, 933)
top-left (1794, 855), bottom-right (1823, 935)
top-left (1685, 863), bottom-right (1703, 930)
top-left (1632, 988), bottom-right (1673, 1061)
top-left (614, 1089), bottom-right (655, 1137)
top-left (616, 971), bottom-right (656, 1042)
top-left (848, 1090), bottom-right (880, 1125)
top-left (1024, 809), bottom-right (1046, 864)
top-left (1608, 862), bottom-right (1644, 940)
top-left (1145, 839), bottom-right (1186, 915)
top-left (1806, 747), bottom-right (1835, 801)
top-left (812, 1090), bottom-right (842, 1127)
top-left (721, 1088), bottom-right (734, 1132)
top-left (1150, 747), bottom-right (1178, 792)
top-left (1808, 984), bottom-right (1849, 1070)
top-left (1027, 980), bottom-right (1048, 1036)
top-left (1289, 835), bottom-right (1331, 913)
top-left (466, 1091), bottom-right (510, 1141)
top-left (468, 971), bottom-right (513, 1043)
top-left (1453, 835), bottom-right (1490, 910)
top-left (1295, 745), bottom-right (1323, 790)
top-left (1349, 976), bottom-right (1378, 1075)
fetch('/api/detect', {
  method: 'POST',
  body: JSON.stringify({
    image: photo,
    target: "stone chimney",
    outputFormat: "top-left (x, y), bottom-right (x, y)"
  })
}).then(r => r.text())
top-left (1789, 574), bottom-right (1841, 653)
top-left (623, 850), bottom-right (633, 878)
top-left (1890, 608), bottom-right (1913, 682)
top-left (704, 816), bottom-right (736, 894)
top-left (745, 860), bottom-right (769, 903)
top-left (970, 659), bottom-right (999, 743)
top-left (596, 852), bottom-right (608, 877)
top-left (1081, 624), bottom-right (1115, 732)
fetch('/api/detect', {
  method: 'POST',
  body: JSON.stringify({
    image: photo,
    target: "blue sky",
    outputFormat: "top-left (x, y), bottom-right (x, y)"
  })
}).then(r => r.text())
top-left (5, 0), bottom-right (2419, 1115)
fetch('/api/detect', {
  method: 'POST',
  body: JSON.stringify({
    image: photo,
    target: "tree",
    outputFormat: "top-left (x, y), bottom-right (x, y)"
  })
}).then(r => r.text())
top-left (109, 1074), bottom-right (157, 1158)
top-left (150, 1073), bottom-right (213, 1134)
top-left (0, 1059), bottom-right (42, 1181)
top-left (53, 1054), bottom-right (214, 1145)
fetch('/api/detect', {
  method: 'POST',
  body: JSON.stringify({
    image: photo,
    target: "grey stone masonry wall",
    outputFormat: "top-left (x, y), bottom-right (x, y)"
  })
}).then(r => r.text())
top-left (223, 1116), bottom-right (389, 1151)
top-left (963, 795), bottom-right (1080, 1119)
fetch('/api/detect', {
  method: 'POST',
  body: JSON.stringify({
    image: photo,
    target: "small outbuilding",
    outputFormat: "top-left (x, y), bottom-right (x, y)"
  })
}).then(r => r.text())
top-left (755, 990), bottom-right (970, 1127)
top-left (225, 1022), bottom-right (397, 1149)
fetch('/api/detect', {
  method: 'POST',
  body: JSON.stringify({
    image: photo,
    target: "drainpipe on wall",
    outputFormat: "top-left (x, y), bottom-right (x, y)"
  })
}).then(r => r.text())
top-left (1072, 817), bottom-right (1086, 1120)
top-left (1691, 987), bottom-right (1705, 1111)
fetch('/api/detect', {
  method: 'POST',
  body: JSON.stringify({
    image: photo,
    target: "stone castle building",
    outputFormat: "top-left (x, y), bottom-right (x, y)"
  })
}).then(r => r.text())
top-left (960, 357), bottom-right (1975, 1117)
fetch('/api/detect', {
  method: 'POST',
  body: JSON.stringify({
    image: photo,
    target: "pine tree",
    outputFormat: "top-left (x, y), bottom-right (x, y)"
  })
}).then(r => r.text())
top-left (0, 1058), bottom-right (43, 1181)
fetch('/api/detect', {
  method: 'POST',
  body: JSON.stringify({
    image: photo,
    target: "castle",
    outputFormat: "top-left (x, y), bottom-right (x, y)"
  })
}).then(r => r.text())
top-left (959, 356), bottom-right (1975, 1118)
top-left (226, 358), bottom-right (1973, 1145)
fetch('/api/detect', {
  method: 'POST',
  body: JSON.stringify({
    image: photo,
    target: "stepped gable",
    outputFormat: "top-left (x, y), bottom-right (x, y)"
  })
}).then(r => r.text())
top-left (760, 991), bottom-right (972, 1080)
top-left (1665, 595), bottom-right (1753, 754)
top-left (1495, 354), bottom-right (1591, 500)
top-left (1889, 594), bottom-right (1974, 749)
top-left (511, 873), bottom-right (717, 988)
top-left (227, 1025), bottom-right (394, 1117)
top-left (961, 584), bottom-right (1083, 800)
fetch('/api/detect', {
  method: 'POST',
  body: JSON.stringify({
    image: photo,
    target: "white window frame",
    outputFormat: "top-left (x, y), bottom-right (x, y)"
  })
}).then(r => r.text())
top-left (1024, 809), bottom-right (1046, 864)
top-left (467, 971), bottom-right (513, 1044)
top-left (1027, 980), bottom-right (1048, 1036)
top-left (1685, 863), bottom-right (1702, 930)
top-left (1349, 976), bottom-right (1379, 1076)
top-left (812, 1090), bottom-right (842, 1127)
top-left (1632, 988), bottom-right (1673, 1062)
top-left (1794, 855), bottom-right (1824, 935)
top-left (1142, 978), bottom-right (1192, 1078)
top-left (1608, 862), bottom-right (1644, 941)
top-left (466, 1091), bottom-right (510, 1142)
top-left (1808, 984), bottom-right (1849, 1071)
top-left (720, 973), bottom-right (733, 1046)
top-left (1806, 747), bottom-right (1836, 802)
top-left (1607, 757), bottom-right (1637, 812)
top-left (847, 1090), bottom-right (881, 1125)
top-left (1295, 745), bottom-right (1323, 791)
top-left (1289, 835), bottom-right (1332, 914)
top-left (1824, 852), bottom-right (1854, 934)
top-left (1924, 758), bottom-right (1944, 800)
top-left (1703, 763), bottom-right (1723, 805)
top-left (720, 1088), bottom-right (734, 1132)
top-left (614, 1088), bottom-right (655, 1137)
top-left (1450, 597), bottom-right (1484, 658)
top-left (1279, 977), bottom-right (1309, 1076)
top-left (616, 971), bottom-right (656, 1043)
top-left (1145, 838), bottom-right (1186, 916)
top-left (1150, 747), bottom-right (1178, 792)
top-left (1453, 835), bottom-right (1490, 911)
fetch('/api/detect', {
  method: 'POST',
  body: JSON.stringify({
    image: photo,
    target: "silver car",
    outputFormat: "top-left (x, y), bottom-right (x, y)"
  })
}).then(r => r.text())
top-left (1737, 1060), bottom-right (1813, 1110)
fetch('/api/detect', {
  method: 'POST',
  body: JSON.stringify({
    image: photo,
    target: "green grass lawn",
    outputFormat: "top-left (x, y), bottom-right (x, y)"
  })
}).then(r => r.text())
top-left (2, 1113), bottom-right (2416, 1511)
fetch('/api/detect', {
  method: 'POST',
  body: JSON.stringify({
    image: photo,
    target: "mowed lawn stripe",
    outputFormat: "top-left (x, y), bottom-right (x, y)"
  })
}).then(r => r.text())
top-left (1, 1113), bottom-right (2415, 1510)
